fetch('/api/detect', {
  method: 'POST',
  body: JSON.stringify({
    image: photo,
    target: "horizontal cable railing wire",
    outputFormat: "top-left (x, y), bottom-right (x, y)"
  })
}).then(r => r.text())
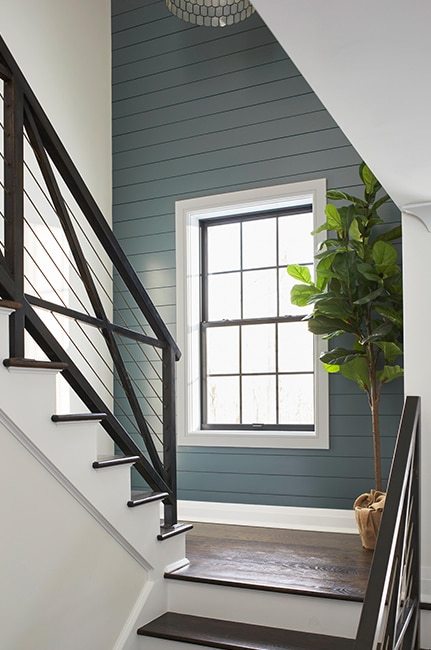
top-left (354, 395), bottom-right (420, 650)
top-left (0, 35), bottom-right (180, 526)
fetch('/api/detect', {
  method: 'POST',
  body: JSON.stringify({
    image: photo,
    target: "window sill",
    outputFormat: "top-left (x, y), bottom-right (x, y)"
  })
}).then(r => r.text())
top-left (178, 428), bottom-right (329, 449)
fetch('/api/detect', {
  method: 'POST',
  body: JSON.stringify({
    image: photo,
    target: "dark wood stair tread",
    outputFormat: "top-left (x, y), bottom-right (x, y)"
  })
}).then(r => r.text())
top-left (0, 300), bottom-right (22, 310)
top-left (128, 490), bottom-right (170, 507)
top-left (3, 357), bottom-right (68, 370)
top-left (158, 522), bottom-right (194, 541)
top-left (92, 455), bottom-right (140, 469)
top-left (51, 413), bottom-right (107, 423)
top-left (137, 612), bottom-right (355, 649)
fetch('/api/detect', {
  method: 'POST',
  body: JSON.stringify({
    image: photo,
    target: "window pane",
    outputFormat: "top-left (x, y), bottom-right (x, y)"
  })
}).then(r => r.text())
top-left (207, 222), bottom-right (240, 273)
top-left (279, 212), bottom-right (314, 266)
top-left (279, 374), bottom-right (314, 425)
top-left (279, 267), bottom-right (312, 317)
top-left (242, 324), bottom-right (275, 373)
top-left (206, 376), bottom-right (240, 424)
top-left (242, 375), bottom-right (276, 424)
top-left (208, 272), bottom-right (240, 320)
top-left (278, 322), bottom-right (313, 372)
top-left (206, 326), bottom-right (239, 374)
top-left (242, 218), bottom-right (276, 269)
top-left (243, 269), bottom-right (277, 318)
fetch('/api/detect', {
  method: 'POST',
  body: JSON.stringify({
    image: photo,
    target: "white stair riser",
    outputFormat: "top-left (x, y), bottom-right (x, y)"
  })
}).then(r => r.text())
top-left (167, 579), bottom-right (360, 638)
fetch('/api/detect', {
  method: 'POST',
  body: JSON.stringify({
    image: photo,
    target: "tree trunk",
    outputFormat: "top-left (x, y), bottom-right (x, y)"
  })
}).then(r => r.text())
top-left (371, 397), bottom-right (382, 492)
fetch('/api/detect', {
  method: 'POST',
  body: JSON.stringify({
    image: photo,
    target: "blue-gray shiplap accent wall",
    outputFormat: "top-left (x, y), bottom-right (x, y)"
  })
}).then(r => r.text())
top-left (111, 0), bottom-right (404, 509)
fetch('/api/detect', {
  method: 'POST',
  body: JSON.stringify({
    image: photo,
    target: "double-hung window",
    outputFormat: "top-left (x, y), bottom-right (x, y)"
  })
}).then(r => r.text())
top-left (176, 180), bottom-right (328, 449)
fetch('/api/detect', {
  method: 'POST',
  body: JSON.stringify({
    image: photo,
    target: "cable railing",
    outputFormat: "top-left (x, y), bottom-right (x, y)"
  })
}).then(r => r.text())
top-left (354, 395), bottom-right (421, 650)
top-left (0, 35), bottom-right (181, 526)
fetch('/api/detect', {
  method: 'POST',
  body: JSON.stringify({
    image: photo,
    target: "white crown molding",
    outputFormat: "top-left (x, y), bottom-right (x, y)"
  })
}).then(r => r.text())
top-left (402, 202), bottom-right (431, 232)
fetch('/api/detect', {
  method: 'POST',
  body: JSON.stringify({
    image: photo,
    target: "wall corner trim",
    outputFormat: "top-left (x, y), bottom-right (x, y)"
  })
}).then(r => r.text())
top-left (403, 201), bottom-right (431, 231)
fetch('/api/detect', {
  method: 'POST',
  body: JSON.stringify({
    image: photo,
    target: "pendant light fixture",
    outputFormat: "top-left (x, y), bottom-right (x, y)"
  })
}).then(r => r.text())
top-left (165, 0), bottom-right (255, 28)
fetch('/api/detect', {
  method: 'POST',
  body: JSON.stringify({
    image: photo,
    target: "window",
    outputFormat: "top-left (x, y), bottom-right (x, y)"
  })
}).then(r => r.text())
top-left (176, 180), bottom-right (329, 448)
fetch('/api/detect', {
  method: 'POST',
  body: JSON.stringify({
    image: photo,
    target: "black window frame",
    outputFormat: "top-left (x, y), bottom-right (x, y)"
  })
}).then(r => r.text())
top-left (199, 204), bottom-right (315, 432)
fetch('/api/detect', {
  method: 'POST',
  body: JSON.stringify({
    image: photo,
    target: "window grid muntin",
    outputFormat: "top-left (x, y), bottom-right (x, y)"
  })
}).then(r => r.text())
top-left (201, 205), bottom-right (314, 431)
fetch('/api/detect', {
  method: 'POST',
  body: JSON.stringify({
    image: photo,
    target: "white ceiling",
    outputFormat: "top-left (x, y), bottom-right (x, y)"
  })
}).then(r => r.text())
top-left (252, 0), bottom-right (431, 210)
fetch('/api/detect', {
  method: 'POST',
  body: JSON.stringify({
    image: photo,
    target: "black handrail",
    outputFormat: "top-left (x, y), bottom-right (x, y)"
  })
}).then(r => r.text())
top-left (354, 395), bottom-right (421, 650)
top-left (0, 35), bottom-right (180, 526)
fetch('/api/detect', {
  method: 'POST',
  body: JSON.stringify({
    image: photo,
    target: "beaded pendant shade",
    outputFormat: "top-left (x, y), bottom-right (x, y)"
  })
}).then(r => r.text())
top-left (165, 0), bottom-right (255, 27)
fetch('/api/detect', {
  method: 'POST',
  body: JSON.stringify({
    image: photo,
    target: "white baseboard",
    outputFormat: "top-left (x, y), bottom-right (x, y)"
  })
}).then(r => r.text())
top-left (177, 500), bottom-right (358, 534)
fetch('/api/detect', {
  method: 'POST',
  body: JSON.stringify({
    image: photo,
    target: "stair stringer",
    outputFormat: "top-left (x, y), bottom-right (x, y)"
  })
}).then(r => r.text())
top-left (0, 307), bottom-right (188, 573)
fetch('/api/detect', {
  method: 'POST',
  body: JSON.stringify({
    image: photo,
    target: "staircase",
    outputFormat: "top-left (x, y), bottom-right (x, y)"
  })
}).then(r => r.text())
top-left (0, 33), bottom-right (425, 650)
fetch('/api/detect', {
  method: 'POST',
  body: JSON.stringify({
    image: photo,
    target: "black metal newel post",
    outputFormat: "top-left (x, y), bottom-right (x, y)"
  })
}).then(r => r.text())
top-left (162, 345), bottom-right (178, 527)
top-left (3, 70), bottom-right (25, 356)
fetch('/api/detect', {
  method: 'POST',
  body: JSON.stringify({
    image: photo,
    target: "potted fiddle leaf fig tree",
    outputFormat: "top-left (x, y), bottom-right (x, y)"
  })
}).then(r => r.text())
top-left (287, 162), bottom-right (403, 549)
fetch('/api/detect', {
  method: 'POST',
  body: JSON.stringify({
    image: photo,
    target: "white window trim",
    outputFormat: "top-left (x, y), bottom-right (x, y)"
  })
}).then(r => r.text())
top-left (175, 179), bottom-right (329, 449)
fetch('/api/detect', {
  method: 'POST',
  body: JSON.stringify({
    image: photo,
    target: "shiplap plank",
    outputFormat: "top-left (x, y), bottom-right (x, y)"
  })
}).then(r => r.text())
top-left (112, 15), bottom-right (265, 63)
top-left (113, 110), bottom-right (336, 167)
top-left (177, 472), bottom-right (376, 498)
top-left (112, 165), bottom-right (363, 221)
top-left (113, 34), bottom-right (280, 84)
top-left (114, 53), bottom-right (291, 102)
top-left (114, 214), bottom-right (174, 238)
top-left (113, 93), bottom-right (325, 141)
top-left (114, 129), bottom-right (350, 185)
top-left (112, 65), bottom-right (304, 119)
top-left (113, 147), bottom-right (360, 205)
top-left (114, 123), bottom-right (345, 176)
top-left (177, 452), bottom-right (391, 479)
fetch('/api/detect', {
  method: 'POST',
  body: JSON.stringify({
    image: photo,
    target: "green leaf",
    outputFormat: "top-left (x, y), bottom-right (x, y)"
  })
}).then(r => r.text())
top-left (371, 193), bottom-right (390, 212)
top-left (290, 284), bottom-right (318, 307)
top-left (287, 264), bottom-right (313, 284)
top-left (315, 254), bottom-right (336, 290)
top-left (325, 204), bottom-right (343, 232)
top-left (314, 298), bottom-right (353, 319)
top-left (374, 306), bottom-right (403, 327)
top-left (377, 365), bottom-right (404, 384)
top-left (339, 356), bottom-right (370, 392)
top-left (349, 218), bottom-right (363, 242)
top-left (361, 322), bottom-right (394, 343)
top-left (373, 225), bottom-right (402, 243)
top-left (357, 262), bottom-right (381, 282)
top-left (320, 347), bottom-right (363, 365)
top-left (323, 362), bottom-right (340, 373)
top-left (374, 341), bottom-right (403, 363)
top-left (354, 287), bottom-right (383, 305)
top-left (308, 315), bottom-right (354, 336)
top-left (326, 190), bottom-right (367, 207)
top-left (312, 221), bottom-right (331, 235)
top-left (372, 241), bottom-right (398, 269)
top-left (360, 163), bottom-right (378, 195)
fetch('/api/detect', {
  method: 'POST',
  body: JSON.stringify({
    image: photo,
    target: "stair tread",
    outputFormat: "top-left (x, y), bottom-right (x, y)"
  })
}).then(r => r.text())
top-left (92, 455), bottom-right (140, 469)
top-left (128, 490), bottom-right (170, 507)
top-left (3, 357), bottom-right (68, 370)
top-left (51, 412), bottom-right (107, 422)
top-left (0, 299), bottom-right (22, 310)
top-left (158, 522), bottom-right (194, 541)
top-left (137, 612), bottom-right (354, 649)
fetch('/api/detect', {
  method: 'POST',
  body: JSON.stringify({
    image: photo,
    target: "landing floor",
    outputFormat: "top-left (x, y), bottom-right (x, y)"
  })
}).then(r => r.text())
top-left (171, 522), bottom-right (373, 601)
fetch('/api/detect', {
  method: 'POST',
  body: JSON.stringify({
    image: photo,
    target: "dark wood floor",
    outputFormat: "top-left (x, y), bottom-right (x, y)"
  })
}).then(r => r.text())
top-left (167, 522), bottom-right (373, 602)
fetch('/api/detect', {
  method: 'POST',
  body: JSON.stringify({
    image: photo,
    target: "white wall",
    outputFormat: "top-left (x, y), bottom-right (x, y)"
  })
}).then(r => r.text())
top-left (0, 0), bottom-right (112, 219)
top-left (402, 212), bottom-right (431, 601)
top-left (0, 421), bottom-right (148, 650)
top-left (1, 0), bottom-right (114, 432)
